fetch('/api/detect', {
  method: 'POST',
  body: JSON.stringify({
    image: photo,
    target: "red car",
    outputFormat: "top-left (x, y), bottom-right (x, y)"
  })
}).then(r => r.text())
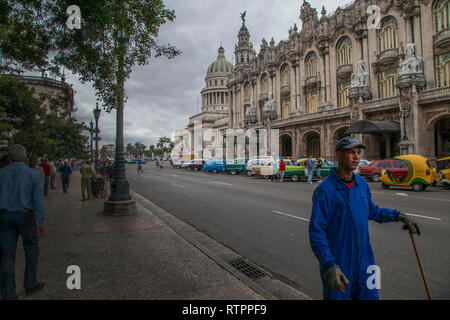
top-left (358, 159), bottom-right (409, 182)
top-left (188, 159), bottom-right (206, 171)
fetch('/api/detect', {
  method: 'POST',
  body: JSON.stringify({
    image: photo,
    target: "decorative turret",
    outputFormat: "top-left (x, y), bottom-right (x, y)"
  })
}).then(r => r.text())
top-left (234, 11), bottom-right (256, 70)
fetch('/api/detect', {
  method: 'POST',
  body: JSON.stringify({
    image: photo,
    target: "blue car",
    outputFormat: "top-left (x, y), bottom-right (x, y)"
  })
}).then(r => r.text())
top-left (202, 159), bottom-right (227, 173)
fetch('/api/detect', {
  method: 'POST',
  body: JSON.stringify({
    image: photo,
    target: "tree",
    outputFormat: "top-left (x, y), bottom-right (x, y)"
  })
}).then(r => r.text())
top-left (0, 75), bottom-right (88, 159)
top-left (48, 0), bottom-right (180, 111)
top-left (126, 143), bottom-right (135, 158)
top-left (0, 0), bottom-right (54, 74)
top-left (155, 136), bottom-right (172, 156)
top-left (134, 141), bottom-right (146, 159)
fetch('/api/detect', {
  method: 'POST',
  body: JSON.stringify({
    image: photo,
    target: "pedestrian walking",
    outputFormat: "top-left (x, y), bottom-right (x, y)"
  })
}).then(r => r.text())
top-left (138, 162), bottom-right (143, 174)
top-left (309, 136), bottom-right (420, 300)
top-left (315, 157), bottom-right (323, 182)
top-left (29, 156), bottom-right (45, 193)
top-left (279, 159), bottom-right (286, 183)
top-left (305, 155), bottom-right (314, 184)
top-left (302, 154), bottom-right (308, 177)
top-left (50, 160), bottom-right (57, 190)
top-left (39, 158), bottom-right (51, 196)
top-left (106, 161), bottom-right (115, 180)
top-left (0, 144), bottom-right (46, 300)
top-left (80, 161), bottom-right (93, 201)
top-left (58, 160), bottom-right (72, 194)
top-left (270, 159), bottom-right (278, 182)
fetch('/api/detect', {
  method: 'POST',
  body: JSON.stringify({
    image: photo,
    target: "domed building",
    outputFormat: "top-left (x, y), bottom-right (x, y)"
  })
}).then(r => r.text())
top-left (201, 46), bottom-right (233, 113)
top-left (185, 46), bottom-right (234, 159)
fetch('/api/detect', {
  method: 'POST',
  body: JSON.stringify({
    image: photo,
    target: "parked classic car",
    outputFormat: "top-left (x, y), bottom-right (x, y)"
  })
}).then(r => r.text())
top-left (245, 158), bottom-right (272, 176)
top-left (189, 159), bottom-right (206, 171)
top-left (285, 158), bottom-right (337, 182)
top-left (202, 159), bottom-right (227, 173)
top-left (224, 158), bottom-right (249, 175)
top-left (358, 159), bottom-right (409, 182)
top-left (125, 158), bottom-right (146, 164)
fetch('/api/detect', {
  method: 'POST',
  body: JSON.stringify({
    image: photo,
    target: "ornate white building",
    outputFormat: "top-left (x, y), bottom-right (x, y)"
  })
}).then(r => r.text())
top-left (182, 0), bottom-right (450, 162)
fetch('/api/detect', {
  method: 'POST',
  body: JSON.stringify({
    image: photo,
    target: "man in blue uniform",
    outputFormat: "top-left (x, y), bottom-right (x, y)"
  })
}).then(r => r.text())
top-left (309, 136), bottom-right (420, 300)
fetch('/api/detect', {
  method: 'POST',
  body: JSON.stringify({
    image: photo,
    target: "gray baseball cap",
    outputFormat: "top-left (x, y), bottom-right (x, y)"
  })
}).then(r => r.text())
top-left (336, 136), bottom-right (366, 151)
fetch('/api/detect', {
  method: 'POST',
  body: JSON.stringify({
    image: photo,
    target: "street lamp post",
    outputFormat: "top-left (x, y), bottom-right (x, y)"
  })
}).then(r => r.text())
top-left (93, 103), bottom-right (101, 171)
top-left (89, 119), bottom-right (94, 163)
top-left (103, 27), bottom-right (136, 216)
top-left (398, 102), bottom-right (411, 155)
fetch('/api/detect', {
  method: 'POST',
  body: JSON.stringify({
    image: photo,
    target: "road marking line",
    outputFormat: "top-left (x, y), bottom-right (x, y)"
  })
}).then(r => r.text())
top-left (170, 174), bottom-right (178, 177)
top-left (372, 191), bottom-right (450, 202)
top-left (272, 210), bottom-right (310, 222)
top-left (213, 181), bottom-right (233, 186)
top-left (396, 193), bottom-right (408, 197)
top-left (172, 183), bottom-right (187, 189)
top-left (404, 212), bottom-right (442, 221)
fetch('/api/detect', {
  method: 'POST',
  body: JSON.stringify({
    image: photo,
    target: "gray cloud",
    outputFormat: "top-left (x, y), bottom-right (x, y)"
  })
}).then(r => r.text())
top-left (67, 0), bottom-right (348, 149)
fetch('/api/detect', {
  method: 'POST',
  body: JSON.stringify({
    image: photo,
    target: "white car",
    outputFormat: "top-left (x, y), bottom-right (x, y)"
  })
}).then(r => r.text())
top-left (245, 158), bottom-right (270, 176)
top-left (355, 159), bottom-right (372, 174)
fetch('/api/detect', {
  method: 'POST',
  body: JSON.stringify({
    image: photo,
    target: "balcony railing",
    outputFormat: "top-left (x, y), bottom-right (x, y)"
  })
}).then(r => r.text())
top-left (419, 86), bottom-right (450, 101)
top-left (364, 96), bottom-right (398, 109)
top-left (433, 28), bottom-right (450, 49)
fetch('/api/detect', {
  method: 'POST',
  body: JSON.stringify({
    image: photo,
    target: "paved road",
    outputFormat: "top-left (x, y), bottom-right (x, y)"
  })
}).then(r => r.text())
top-left (127, 162), bottom-right (450, 300)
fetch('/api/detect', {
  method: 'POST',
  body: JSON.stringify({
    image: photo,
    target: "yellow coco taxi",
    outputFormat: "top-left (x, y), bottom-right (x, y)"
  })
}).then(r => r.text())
top-left (436, 156), bottom-right (450, 181)
top-left (379, 154), bottom-right (434, 192)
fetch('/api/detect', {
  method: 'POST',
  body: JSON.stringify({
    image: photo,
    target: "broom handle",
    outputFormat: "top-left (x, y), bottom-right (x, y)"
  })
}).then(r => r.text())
top-left (409, 232), bottom-right (432, 300)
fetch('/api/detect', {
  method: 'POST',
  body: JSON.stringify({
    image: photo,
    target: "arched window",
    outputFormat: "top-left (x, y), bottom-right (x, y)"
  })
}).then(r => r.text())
top-left (281, 100), bottom-right (291, 119)
top-left (244, 82), bottom-right (250, 101)
top-left (336, 37), bottom-right (352, 67)
top-left (305, 51), bottom-right (318, 78)
top-left (338, 82), bottom-right (351, 107)
top-left (306, 91), bottom-right (319, 114)
top-left (433, 0), bottom-right (450, 33)
top-left (435, 52), bottom-right (450, 87)
top-left (280, 64), bottom-right (290, 87)
top-left (260, 74), bottom-right (269, 94)
top-left (377, 17), bottom-right (398, 52)
top-left (378, 68), bottom-right (398, 98)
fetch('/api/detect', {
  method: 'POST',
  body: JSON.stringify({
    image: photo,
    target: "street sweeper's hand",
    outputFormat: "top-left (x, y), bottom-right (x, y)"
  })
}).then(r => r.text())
top-left (396, 212), bottom-right (421, 235)
top-left (324, 264), bottom-right (349, 293)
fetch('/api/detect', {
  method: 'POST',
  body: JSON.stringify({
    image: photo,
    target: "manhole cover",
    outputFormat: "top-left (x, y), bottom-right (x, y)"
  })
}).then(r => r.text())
top-left (229, 258), bottom-right (266, 279)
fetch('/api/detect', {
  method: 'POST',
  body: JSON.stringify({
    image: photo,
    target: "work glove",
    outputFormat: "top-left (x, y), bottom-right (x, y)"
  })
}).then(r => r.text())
top-left (323, 264), bottom-right (349, 293)
top-left (396, 212), bottom-right (421, 235)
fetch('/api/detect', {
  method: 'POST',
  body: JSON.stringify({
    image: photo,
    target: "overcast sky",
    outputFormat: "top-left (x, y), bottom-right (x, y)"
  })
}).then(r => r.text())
top-left (68, 0), bottom-right (350, 149)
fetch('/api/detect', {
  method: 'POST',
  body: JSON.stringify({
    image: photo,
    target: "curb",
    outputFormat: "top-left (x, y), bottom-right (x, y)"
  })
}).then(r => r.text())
top-left (130, 189), bottom-right (312, 300)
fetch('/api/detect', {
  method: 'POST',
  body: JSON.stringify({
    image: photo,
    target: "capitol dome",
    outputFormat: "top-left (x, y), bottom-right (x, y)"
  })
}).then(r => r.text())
top-left (201, 46), bottom-right (233, 113)
top-left (206, 47), bottom-right (234, 79)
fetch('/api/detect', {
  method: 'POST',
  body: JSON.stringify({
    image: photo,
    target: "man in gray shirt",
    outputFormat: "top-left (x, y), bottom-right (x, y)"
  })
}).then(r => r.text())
top-left (0, 144), bottom-right (46, 300)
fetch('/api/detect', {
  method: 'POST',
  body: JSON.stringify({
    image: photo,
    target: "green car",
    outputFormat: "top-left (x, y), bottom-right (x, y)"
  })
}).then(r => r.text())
top-left (224, 158), bottom-right (249, 175)
top-left (284, 158), bottom-right (337, 182)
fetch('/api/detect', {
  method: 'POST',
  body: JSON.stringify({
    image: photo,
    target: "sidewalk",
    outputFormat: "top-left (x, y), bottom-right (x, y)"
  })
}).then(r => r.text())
top-left (15, 171), bottom-right (265, 300)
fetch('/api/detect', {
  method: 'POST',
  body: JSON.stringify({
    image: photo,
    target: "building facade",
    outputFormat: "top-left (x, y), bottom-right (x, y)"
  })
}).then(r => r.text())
top-left (226, 0), bottom-right (450, 162)
top-left (8, 74), bottom-right (75, 119)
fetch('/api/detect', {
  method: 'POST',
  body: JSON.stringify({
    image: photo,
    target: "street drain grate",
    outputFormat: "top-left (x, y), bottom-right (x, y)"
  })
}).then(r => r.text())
top-left (229, 258), bottom-right (266, 279)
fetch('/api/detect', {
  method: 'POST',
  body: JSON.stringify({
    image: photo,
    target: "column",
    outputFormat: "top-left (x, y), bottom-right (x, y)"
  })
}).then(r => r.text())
top-left (326, 53), bottom-right (331, 103)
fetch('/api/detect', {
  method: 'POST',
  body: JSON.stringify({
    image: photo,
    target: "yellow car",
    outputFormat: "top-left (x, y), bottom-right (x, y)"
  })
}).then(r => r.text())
top-left (379, 154), bottom-right (434, 191)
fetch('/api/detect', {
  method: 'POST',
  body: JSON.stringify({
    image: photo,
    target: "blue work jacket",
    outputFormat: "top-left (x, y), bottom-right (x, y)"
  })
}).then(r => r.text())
top-left (309, 168), bottom-right (399, 284)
